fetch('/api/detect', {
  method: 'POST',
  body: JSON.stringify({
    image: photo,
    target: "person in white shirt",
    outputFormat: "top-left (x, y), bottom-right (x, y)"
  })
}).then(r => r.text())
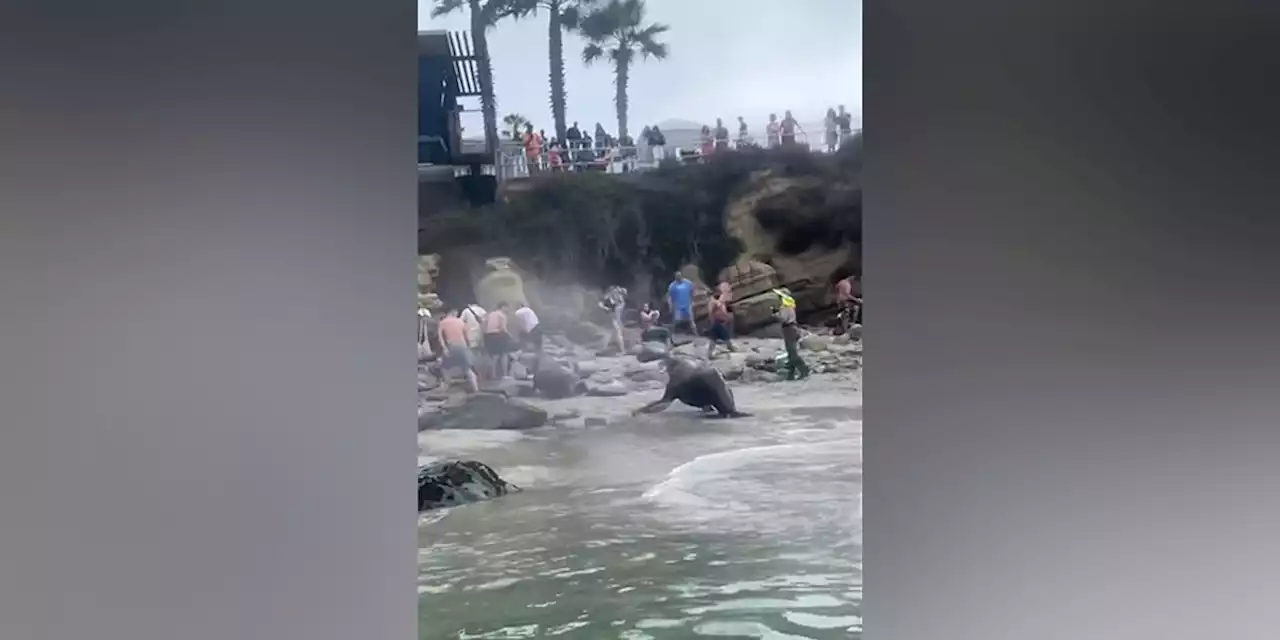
top-left (514, 302), bottom-right (541, 353)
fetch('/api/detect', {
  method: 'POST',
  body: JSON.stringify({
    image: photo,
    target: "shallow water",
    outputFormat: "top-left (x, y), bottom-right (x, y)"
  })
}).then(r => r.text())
top-left (418, 382), bottom-right (861, 639)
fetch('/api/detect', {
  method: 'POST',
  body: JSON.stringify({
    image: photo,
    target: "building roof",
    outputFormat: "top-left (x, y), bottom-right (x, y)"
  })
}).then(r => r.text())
top-left (417, 30), bottom-right (483, 98)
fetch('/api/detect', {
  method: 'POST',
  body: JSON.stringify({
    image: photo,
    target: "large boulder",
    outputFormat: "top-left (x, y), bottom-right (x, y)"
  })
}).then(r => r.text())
top-left (635, 341), bottom-right (670, 363)
top-left (417, 393), bottom-right (548, 431)
top-left (418, 460), bottom-right (520, 512)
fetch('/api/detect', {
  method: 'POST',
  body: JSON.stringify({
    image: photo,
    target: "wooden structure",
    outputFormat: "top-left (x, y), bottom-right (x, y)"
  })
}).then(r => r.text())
top-left (418, 30), bottom-right (498, 213)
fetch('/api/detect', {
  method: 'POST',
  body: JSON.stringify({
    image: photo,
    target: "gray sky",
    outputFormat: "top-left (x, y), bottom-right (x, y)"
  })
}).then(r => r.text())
top-left (418, 0), bottom-right (861, 135)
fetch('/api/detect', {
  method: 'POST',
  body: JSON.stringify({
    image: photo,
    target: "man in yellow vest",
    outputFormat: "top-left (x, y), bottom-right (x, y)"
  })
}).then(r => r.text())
top-left (772, 288), bottom-right (811, 381)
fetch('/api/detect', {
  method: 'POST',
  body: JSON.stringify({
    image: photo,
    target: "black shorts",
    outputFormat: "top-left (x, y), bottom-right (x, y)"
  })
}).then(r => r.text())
top-left (484, 332), bottom-right (514, 355)
top-left (708, 322), bottom-right (732, 342)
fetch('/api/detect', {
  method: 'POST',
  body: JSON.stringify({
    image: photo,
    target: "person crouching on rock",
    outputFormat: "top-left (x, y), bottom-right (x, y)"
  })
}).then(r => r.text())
top-left (638, 302), bottom-right (669, 344)
top-left (666, 271), bottom-right (695, 335)
top-left (437, 307), bottom-right (479, 393)
top-left (483, 301), bottom-right (515, 380)
top-left (772, 288), bottom-right (811, 381)
top-left (514, 301), bottom-right (543, 359)
top-left (706, 291), bottom-right (737, 359)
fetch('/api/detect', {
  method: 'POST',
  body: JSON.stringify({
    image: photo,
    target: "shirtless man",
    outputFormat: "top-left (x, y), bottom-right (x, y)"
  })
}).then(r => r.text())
top-left (437, 307), bottom-right (479, 393)
top-left (835, 274), bottom-right (862, 325)
top-left (482, 302), bottom-right (514, 379)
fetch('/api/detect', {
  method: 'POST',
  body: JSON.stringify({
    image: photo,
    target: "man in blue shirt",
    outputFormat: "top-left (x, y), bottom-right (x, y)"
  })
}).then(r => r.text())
top-left (666, 271), bottom-right (695, 334)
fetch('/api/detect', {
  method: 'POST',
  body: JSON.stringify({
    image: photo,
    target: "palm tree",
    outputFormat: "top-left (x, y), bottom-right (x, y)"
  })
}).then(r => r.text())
top-left (578, 0), bottom-right (668, 144)
top-left (502, 113), bottom-right (530, 140)
top-left (519, 0), bottom-right (596, 143)
top-left (431, 0), bottom-right (530, 155)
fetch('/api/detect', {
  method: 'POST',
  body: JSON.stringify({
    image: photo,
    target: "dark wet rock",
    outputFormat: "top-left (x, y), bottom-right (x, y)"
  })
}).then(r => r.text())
top-left (532, 359), bottom-right (588, 399)
top-left (418, 460), bottom-right (520, 512)
top-left (417, 393), bottom-right (548, 431)
top-left (583, 417), bottom-right (608, 427)
top-left (586, 380), bottom-right (630, 397)
top-left (421, 386), bottom-right (454, 402)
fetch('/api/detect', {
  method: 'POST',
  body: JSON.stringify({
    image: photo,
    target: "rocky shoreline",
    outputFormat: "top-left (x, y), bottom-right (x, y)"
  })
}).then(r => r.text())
top-left (416, 325), bottom-right (861, 511)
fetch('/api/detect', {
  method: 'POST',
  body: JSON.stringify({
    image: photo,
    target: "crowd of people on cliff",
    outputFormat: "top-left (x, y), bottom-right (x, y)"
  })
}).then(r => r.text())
top-left (418, 272), bottom-right (861, 394)
top-left (511, 105), bottom-right (857, 175)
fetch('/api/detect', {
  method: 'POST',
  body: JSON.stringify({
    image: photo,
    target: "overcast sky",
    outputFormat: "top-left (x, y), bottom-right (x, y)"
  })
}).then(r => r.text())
top-left (418, 0), bottom-right (861, 134)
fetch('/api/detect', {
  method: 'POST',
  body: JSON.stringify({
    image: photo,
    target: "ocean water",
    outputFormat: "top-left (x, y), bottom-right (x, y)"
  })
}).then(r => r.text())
top-left (418, 383), bottom-right (861, 639)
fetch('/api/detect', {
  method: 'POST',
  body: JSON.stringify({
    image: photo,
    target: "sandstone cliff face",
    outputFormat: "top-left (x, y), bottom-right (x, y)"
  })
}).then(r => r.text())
top-left (419, 142), bottom-right (860, 328)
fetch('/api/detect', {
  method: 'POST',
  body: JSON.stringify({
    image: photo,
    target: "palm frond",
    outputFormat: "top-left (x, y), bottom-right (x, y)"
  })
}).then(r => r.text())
top-left (582, 42), bottom-right (606, 65)
top-left (430, 0), bottom-right (467, 18)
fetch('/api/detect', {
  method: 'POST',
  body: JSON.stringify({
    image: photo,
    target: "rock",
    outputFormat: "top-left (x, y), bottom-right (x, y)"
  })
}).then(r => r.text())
top-left (532, 360), bottom-right (587, 399)
top-left (574, 360), bottom-right (601, 379)
top-left (800, 334), bottom-right (831, 352)
top-left (635, 342), bottom-right (669, 363)
top-left (550, 409), bottom-right (581, 421)
top-left (586, 380), bottom-right (630, 397)
top-left (713, 359), bottom-right (746, 381)
top-left (583, 417), bottom-right (608, 427)
top-left (625, 363), bottom-right (669, 383)
top-left (745, 353), bottom-right (778, 372)
top-left (417, 393), bottom-right (548, 431)
top-left (563, 321), bottom-right (608, 347)
top-left (419, 460), bottom-right (520, 512)
top-left (476, 379), bottom-right (529, 398)
top-left (510, 362), bottom-right (530, 380)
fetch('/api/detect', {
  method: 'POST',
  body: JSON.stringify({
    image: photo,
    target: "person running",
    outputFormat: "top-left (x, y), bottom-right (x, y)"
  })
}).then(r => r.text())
top-left (772, 288), bottom-right (811, 380)
top-left (600, 284), bottom-right (628, 353)
top-left (514, 301), bottom-right (542, 353)
top-left (482, 302), bottom-right (514, 379)
top-left (706, 291), bottom-right (737, 359)
top-left (666, 272), bottom-right (695, 335)
top-left (437, 307), bottom-right (479, 393)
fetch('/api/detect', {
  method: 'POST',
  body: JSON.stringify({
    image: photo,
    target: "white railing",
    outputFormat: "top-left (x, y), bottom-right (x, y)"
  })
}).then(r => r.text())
top-left (494, 129), bottom-right (859, 181)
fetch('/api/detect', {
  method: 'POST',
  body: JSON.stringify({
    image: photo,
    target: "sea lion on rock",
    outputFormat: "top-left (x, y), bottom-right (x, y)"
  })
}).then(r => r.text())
top-left (418, 460), bottom-right (520, 511)
top-left (632, 354), bottom-right (751, 418)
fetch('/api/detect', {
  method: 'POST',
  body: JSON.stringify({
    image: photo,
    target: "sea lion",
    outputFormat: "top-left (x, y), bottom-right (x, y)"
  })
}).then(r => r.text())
top-left (632, 354), bottom-right (751, 418)
top-left (418, 460), bottom-right (520, 512)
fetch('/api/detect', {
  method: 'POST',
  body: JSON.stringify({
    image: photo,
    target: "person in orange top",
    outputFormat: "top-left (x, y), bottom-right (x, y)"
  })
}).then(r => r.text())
top-left (522, 124), bottom-right (543, 173)
top-left (436, 307), bottom-right (479, 393)
top-left (482, 301), bottom-right (515, 379)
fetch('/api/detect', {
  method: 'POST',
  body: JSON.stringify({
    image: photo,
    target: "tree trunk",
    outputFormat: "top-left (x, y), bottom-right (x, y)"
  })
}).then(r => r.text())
top-left (547, 1), bottom-right (568, 143)
top-left (614, 57), bottom-right (629, 143)
top-left (470, 0), bottom-right (500, 155)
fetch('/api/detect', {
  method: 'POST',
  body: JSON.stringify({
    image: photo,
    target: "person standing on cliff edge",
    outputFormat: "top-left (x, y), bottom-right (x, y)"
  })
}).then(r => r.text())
top-left (666, 272), bottom-right (695, 335)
